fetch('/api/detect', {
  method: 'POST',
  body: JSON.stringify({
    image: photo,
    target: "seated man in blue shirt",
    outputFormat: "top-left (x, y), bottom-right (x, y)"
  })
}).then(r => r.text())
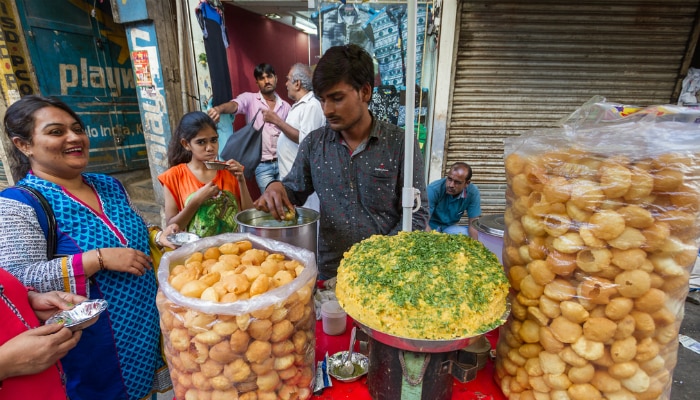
top-left (428, 162), bottom-right (481, 239)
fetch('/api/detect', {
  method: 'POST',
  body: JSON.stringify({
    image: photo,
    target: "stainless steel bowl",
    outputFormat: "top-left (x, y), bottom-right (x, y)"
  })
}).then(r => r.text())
top-left (349, 302), bottom-right (511, 353)
top-left (235, 208), bottom-right (319, 255)
top-left (327, 351), bottom-right (369, 382)
top-left (204, 160), bottom-right (229, 170)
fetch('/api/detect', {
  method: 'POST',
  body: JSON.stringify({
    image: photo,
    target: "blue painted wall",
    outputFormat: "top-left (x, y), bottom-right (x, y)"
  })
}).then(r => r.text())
top-left (15, 0), bottom-right (147, 173)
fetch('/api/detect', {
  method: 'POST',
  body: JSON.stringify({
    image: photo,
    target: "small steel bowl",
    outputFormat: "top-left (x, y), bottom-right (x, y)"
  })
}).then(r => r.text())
top-left (45, 299), bottom-right (108, 331)
top-left (167, 232), bottom-right (201, 247)
top-left (204, 160), bottom-right (229, 170)
top-left (327, 351), bottom-right (369, 383)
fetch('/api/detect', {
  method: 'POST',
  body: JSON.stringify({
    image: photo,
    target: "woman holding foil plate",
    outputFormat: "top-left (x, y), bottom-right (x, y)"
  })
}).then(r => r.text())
top-left (0, 95), bottom-right (179, 400)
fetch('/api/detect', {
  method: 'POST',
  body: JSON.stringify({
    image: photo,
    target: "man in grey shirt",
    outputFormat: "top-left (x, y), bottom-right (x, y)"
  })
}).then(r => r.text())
top-left (254, 44), bottom-right (429, 279)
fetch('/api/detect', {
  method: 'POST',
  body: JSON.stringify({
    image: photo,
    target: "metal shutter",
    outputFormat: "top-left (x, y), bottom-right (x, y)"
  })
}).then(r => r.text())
top-left (446, 0), bottom-right (700, 216)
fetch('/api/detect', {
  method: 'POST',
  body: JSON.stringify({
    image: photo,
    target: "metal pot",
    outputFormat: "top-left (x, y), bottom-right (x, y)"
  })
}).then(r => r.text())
top-left (473, 214), bottom-right (505, 265)
top-left (234, 207), bottom-right (319, 255)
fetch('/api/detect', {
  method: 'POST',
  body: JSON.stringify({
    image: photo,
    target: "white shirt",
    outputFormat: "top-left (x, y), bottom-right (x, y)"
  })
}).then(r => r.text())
top-left (277, 91), bottom-right (325, 211)
top-left (277, 91), bottom-right (325, 177)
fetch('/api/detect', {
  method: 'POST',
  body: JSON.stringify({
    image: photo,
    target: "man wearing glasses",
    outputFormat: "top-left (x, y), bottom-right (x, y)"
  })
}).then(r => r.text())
top-left (428, 162), bottom-right (481, 239)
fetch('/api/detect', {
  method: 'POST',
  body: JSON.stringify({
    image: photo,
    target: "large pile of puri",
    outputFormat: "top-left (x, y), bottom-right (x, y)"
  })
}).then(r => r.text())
top-left (336, 231), bottom-right (510, 340)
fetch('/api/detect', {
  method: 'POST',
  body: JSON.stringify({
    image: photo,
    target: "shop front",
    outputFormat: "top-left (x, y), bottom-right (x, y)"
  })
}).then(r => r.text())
top-left (193, 1), bottom-right (437, 149)
top-left (1, 0), bottom-right (150, 185)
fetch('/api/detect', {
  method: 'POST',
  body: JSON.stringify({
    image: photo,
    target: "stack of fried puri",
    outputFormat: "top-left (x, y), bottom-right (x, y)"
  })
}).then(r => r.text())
top-left (157, 239), bottom-right (316, 400)
top-left (495, 149), bottom-right (699, 400)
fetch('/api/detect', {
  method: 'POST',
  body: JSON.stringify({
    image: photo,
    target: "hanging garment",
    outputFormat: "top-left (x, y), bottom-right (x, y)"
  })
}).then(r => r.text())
top-left (369, 85), bottom-right (400, 125)
top-left (312, 3), bottom-right (378, 55)
top-left (366, 4), bottom-right (429, 87)
top-left (196, 0), bottom-right (232, 106)
top-left (397, 85), bottom-right (430, 127)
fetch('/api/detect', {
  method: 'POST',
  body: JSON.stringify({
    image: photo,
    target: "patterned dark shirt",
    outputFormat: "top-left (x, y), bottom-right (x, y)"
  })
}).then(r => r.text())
top-left (367, 4), bottom-right (428, 86)
top-left (283, 116), bottom-right (429, 277)
top-left (369, 85), bottom-right (400, 125)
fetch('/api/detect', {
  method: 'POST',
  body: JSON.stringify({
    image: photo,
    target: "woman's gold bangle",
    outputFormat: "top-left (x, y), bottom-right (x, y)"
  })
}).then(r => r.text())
top-left (96, 248), bottom-right (105, 271)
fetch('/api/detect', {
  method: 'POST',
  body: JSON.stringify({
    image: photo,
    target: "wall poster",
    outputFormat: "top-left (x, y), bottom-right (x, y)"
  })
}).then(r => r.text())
top-left (132, 49), bottom-right (153, 87)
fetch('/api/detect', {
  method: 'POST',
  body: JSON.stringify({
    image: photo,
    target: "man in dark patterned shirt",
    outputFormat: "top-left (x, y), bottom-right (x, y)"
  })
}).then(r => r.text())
top-left (254, 44), bottom-right (429, 279)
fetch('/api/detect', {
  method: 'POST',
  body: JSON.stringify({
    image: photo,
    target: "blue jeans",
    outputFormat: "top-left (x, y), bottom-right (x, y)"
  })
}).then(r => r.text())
top-left (255, 160), bottom-right (279, 194)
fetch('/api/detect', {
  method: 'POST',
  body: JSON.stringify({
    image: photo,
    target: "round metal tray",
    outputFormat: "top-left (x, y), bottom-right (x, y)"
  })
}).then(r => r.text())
top-left (349, 302), bottom-right (510, 353)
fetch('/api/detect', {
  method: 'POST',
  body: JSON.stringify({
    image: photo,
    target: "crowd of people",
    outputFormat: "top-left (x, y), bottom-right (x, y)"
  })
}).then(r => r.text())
top-left (0, 43), bottom-right (477, 398)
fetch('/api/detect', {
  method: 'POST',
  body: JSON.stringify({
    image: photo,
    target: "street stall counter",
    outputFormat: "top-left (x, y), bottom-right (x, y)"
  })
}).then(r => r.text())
top-left (313, 315), bottom-right (507, 400)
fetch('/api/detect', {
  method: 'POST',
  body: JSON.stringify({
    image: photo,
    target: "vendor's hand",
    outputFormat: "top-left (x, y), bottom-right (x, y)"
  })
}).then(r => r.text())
top-left (224, 159), bottom-right (246, 180)
top-left (159, 223), bottom-right (180, 250)
top-left (28, 291), bottom-right (87, 322)
top-left (100, 247), bottom-right (153, 276)
top-left (0, 324), bottom-right (81, 380)
top-left (207, 107), bottom-right (221, 123)
top-left (254, 181), bottom-right (295, 220)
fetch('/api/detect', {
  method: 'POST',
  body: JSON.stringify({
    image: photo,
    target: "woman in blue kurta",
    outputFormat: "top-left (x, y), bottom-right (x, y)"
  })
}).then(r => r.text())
top-left (0, 95), bottom-right (177, 400)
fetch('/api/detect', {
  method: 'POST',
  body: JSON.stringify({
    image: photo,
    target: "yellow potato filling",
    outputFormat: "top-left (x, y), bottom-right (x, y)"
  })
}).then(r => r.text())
top-left (336, 231), bottom-right (510, 340)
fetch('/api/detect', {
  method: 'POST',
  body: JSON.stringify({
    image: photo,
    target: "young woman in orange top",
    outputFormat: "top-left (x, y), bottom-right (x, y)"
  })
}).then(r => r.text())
top-left (158, 112), bottom-right (253, 237)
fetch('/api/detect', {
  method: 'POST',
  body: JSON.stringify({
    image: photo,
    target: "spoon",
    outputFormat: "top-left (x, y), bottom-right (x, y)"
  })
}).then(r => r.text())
top-left (339, 326), bottom-right (357, 376)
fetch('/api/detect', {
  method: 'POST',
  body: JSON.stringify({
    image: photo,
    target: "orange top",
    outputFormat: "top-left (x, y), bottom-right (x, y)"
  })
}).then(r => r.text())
top-left (158, 163), bottom-right (242, 211)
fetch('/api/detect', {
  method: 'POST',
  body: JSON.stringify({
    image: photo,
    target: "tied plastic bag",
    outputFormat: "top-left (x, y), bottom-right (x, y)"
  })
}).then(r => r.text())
top-left (156, 233), bottom-right (318, 400)
top-left (494, 98), bottom-right (700, 400)
top-left (186, 190), bottom-right (240, 237)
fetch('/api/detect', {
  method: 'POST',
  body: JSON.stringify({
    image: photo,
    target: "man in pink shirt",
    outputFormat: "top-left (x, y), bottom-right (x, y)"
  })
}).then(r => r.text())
top-left (208, 63), bottom-right (291, 193)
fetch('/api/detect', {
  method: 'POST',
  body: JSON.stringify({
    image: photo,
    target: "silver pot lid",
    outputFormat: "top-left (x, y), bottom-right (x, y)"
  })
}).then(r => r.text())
top-left (473, 214), bottom-right (504, 237)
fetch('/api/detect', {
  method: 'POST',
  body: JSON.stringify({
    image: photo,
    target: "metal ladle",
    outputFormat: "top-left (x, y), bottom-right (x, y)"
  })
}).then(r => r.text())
top-left (339, 326), bottom-right (357, 376)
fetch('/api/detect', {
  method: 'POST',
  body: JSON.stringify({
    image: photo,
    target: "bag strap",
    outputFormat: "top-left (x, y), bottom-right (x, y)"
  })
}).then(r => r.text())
top-left (16, 185), bottom-right (57, 259)
top-left (250, 108), bottom-right (263, 129)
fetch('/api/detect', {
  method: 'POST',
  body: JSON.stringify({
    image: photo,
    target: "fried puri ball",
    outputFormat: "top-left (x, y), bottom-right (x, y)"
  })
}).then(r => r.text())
top-left (245, 340), bottom-right (272, 363)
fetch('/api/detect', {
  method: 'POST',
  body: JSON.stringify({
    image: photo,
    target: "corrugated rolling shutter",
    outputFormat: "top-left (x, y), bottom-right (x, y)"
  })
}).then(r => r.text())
top-left (446, 0), bottom-right (700, 216)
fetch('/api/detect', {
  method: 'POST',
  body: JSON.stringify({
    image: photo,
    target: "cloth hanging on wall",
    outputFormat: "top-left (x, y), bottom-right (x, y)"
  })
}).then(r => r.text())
top-left (196, 0), bottom-right (232, 106)
top-left (312, 3), bottom-right (378, 55)
top-left (369, 85), bottom-right (400, 125)
top-left (366, 4), bottom-right (428, 87)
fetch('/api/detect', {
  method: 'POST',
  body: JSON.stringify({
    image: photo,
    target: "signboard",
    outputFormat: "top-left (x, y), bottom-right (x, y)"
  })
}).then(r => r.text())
top-left (126, 22), bottom-right (172, 178)
top-left (14, 0), bottom-right (148, 172)
top-left (111, 0), bottom-right (149, 24)
top-left (0, 0), bottom-right (36, 101)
